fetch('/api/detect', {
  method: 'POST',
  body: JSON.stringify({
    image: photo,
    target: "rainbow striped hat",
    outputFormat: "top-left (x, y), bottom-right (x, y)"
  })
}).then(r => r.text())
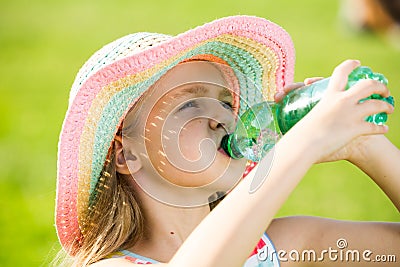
top-left (56, 15), bottom-right (295, 252)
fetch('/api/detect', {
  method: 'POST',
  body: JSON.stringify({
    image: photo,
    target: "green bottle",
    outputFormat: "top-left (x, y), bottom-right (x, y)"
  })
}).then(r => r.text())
top-left (221, 66), bottom-right (395, 162)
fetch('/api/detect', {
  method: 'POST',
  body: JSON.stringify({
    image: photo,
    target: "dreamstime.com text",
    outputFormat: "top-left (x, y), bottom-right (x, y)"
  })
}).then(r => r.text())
top-left (257, 238), bottom-right (396, 263)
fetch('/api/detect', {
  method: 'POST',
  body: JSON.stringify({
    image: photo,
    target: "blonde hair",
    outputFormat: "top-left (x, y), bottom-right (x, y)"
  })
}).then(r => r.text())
top-left (54, 143), bottom-right (145, 266)
top-left (53, 145), bottom-right (223, 266)
top-left (53, 146), bottom-right (225, 266)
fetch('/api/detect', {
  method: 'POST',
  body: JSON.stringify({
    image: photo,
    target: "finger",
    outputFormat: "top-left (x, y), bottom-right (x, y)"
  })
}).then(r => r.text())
top-left (304, 77), bottom-right (324, 85)
top-left (274, 82), bottom-right (305, 102)
top-left (283, 82), bottom-right (305, 94)
top-left (274, 91), bottom-right (285, 103)
top-left (328, 59), bottom-right (361, 92)
top-left (357, 99), bottom-right (395, 118)
top-left (276, 79), bottom-right (325, 102)
top-left (360, 121), bottom-right (389, 136)
top-left (345, 79), bottom-right (391, 101)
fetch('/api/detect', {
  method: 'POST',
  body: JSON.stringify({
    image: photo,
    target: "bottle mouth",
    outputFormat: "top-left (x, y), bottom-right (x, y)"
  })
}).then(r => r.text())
top-left (220, 134), bottom-right (230, 154)
top-left (220, 134), bottom-right (244, 159)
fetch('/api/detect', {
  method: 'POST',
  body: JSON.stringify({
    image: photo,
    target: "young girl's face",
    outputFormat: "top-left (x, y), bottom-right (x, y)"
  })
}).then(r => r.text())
top-left (123, 61), bottom-right (247, 198)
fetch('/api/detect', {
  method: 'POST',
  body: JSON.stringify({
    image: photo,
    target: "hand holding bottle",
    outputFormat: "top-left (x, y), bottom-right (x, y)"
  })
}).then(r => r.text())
top-left (276, 76), bottom-right (386, 163)
top-left (221, 60), bottom-right (395, 162)
top-left (291, 60), bottom-right (394, 163)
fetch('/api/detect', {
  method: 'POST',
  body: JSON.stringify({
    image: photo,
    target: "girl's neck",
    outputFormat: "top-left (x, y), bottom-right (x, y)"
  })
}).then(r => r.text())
top-left (127, 182), bottom-right (211, 263)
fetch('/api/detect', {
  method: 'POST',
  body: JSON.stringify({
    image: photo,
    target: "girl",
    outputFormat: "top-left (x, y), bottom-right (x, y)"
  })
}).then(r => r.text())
top-left (55, 16), bottom-right (400, 266)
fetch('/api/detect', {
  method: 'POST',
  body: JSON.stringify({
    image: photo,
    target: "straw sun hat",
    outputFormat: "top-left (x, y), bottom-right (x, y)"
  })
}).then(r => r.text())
top-left (56, 15), bottom-right (295, 252)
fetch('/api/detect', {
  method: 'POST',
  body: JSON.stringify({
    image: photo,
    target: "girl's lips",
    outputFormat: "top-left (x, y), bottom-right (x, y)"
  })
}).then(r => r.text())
top-left (218, 147), bottom-right (230, 158)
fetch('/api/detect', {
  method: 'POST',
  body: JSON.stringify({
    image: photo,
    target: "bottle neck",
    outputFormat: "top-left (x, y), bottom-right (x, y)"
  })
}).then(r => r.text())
top-left (220, 100), bottom-right (281, 161)
top-left (220, 134), bottom-right (244, 159)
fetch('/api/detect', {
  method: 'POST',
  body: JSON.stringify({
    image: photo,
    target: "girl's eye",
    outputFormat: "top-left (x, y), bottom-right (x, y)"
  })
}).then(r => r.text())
top-left (178, 100), bottom-right (199, 111)
top-left (220, 101), bottom-right (233, 110)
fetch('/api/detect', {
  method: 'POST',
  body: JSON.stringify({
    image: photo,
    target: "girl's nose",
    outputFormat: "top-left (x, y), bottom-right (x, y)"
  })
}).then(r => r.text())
top-left (209, 119), bottom-right (225, 130)
top-left (208, 103), bottom-right (234, 132)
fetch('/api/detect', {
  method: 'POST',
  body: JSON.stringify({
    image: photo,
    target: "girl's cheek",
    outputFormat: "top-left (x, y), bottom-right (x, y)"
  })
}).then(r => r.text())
top-left (178, 121), bottom-right (220, 170)
top-left (178, 125), bottom-right (204, 161)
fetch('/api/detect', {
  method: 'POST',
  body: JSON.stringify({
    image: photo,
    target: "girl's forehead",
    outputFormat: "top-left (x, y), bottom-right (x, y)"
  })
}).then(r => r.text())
top-left (164, 83), bottom-right (233, 100)
top-left (150, 61), bottom-right (230, 98)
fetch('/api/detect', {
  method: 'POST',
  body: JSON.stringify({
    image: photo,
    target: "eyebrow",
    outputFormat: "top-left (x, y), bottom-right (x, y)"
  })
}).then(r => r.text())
top-left (218, 88), bottom-right (232, 99)
top-left (173, 84), bottom-right (232, 100)
top-left (172, 84), bottom-right (209, 99)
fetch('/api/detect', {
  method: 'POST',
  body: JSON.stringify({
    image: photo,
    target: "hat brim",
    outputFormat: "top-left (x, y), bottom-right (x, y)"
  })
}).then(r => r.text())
top-left (56, 15), bottom-right (295, 253)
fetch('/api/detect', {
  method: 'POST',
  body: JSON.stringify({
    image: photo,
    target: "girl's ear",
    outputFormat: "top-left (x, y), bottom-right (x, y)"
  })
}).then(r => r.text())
top-left (114, 135), bottom-right (142, 175)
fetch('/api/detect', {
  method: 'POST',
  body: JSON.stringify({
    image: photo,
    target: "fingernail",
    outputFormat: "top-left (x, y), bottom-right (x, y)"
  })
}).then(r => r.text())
top-left (274, 91), bottom-right (284, 100)
top-left (383, 124), bottom-right (389, 132)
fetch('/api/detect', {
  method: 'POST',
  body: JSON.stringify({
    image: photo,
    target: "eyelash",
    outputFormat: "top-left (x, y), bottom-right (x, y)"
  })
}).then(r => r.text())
top-left (178, 100), bottom-right (199, 111)
top-left (221, 101), bottom-right (233, 110)
top-left (177, 100), bottom-right (233, 112)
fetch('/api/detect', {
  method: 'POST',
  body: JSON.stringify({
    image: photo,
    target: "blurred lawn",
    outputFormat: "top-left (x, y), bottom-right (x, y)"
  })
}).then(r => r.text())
top-left (0, 0), bottom-right (399, 266)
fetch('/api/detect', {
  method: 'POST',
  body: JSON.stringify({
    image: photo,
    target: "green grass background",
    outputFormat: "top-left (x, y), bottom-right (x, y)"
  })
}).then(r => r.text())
top-left (0, 0), bottom-right (399, 266)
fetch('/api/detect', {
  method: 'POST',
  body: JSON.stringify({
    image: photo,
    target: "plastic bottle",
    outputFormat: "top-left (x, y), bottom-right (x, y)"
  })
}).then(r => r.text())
top-left (221, 66), bottom-right (395, 162)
